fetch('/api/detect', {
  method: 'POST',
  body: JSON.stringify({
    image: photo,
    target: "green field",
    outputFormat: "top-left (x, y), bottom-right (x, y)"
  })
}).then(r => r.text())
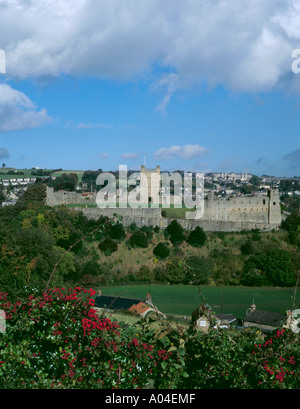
top-left (0, 169), bottom-right (35, 179)
top-left (0, 169), bottom-right (85, 182)
top-left (52, 170), bottom-right (85, 183)
top-left (97, 284), bottom-right (299, 319)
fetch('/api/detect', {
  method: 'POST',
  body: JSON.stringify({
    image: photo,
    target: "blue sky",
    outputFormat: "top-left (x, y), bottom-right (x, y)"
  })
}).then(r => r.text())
top-left (1, 1), bottom-right (300, 177)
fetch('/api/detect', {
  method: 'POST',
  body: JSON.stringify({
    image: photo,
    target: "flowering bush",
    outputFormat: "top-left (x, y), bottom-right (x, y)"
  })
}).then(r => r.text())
top-left (0, 287), bottom-right (299, 389)
top-left (0, 287), bottom-right (119, 388)
top-left (0, 287), bottom-right (184, 389)
top-left (183, 326), bottom-right (299, 389)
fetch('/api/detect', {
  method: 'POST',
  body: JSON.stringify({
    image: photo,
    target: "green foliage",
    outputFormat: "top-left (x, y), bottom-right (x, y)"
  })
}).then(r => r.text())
top-left (280, 179), bottom-right (300, 193)
top-left (153, 242), bottom-right (170, 260)
top-left (239, 185), bottom-right (255, 195)
top-left (107, 222), bottom-right (125, 241)
top-left (281, 210), bottom-right (300, 247)
top-left (166, 257), bottom-right (189, 284)
top-left (81, 170), bottom-right (101, 191)
top-left (185, 255), bottom-right (211, 285)
top-left (49, 173), bottom-right (78, 192)
top-left (249, 175), bottom-right (261, 186)
top-left (183, 326), bottom-right (299, 389)
top-left (0, 194), bottom-right (107, 297)
top-left (0, 288), bottom-right (299, 389)
top-left (98, 237), bottom-right (118, 255)
top-left (187, 226), bottom-right (207, 247)
top-left (241, 249), bottom-right (296, 287)
top-left (166, 220), bottom-right (185, 246)
top-left (207, 249), bottom-right (242, 286)
top-left (136, 265), bottom-right (155, 281)
top-left (17, 183), bottom-right (46, 208)
top-left (141, 225), bottom-right (154, 240)
top-left (130, 230), bottom-right (149, 248)
top-left (129, 222), bottom-right (138, 232)
top-left (240, 240), bottom-right (255, 255)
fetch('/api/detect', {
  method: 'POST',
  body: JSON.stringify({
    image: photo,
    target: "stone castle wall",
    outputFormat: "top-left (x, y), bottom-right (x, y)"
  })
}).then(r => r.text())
top-left (46, 186), bottom-right (282, 232)
top-left (46, 186), bottom-right (96, 206)
top-left (77, 207), bottom-right (280, 232)
top-left (202, 190), bottom-right (281, 225)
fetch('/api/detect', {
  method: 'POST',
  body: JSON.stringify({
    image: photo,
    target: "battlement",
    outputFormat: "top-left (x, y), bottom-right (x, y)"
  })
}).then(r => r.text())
top-left (141, 165), bottom-right (160, 173)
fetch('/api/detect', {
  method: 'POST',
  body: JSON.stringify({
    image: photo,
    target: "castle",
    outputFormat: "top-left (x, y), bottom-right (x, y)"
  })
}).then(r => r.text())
top-left (45, 166), bottom-right (281, 232)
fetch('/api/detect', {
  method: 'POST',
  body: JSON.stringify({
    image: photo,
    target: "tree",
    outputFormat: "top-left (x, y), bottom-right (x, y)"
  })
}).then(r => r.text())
top-left (130, 230), bottom-right (149, 248)
top-left (0, 188), bottom-right (5, 203)
top-left (50, 173), bottom-right (78, 191)
top-left (166, 220), bottom-right (185, 246)
top-left (0, 245), bottom-right (37, 296)
top-left (81, 170), bottom-right (101, 191)
top-left (187, 226), bottom-right (207, 247)
top-left (249, 175), bottom-right (261, 186)
top-left (153, 242), bottom-right (170, 260)
top-left (185, 255), bottom-right (211, 285)
top-left (281, 210), bottom-right (300, 233)
top-left (136, 265), bottom-right (155, 281)
top-left (15, 226), bottom-right (58, 285)
top-left (17, 183), bottom-right (46, 208)
top-left (239, 185), bottom-right (255, 195)
top-left (166, 257), bottom-right (188, 284)
top-left (241, 249), bottom-right (296, 287)
top-left (281, 210), bottom-right (300, 247)
top-left (52, 245), bottom-right (77, 283)
top-left (107, 222), bottom-right (125, 241)
top-left (98, 237), bottom-right (118, 255)
top-left (141, 225), bottom-right (154, 240)
top-left (240, 240), bottom-right (255, 255)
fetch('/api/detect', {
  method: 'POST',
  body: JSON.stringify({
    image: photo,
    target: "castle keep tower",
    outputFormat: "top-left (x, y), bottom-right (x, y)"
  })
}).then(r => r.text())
top-left (268, 189), bottom-right (281, 225)
top-left (140, 165), bottom-right (161, 205)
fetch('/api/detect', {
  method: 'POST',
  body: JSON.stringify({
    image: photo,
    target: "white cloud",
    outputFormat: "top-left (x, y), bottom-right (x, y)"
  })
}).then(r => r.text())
top-left (121, 152), bottom-right (139, 159)
top-left (98, 152), bottom-right (109, 159)
top-left (1, 0), bottom-right (300, 95)
top-left (154, 144), bottom-right (208, 161)
top-left (0, 84), bottom-right (52, 132)
top-left (65, 121), bottom-right (113, 129)
top-left (153, 73), bottom-right (179, 113)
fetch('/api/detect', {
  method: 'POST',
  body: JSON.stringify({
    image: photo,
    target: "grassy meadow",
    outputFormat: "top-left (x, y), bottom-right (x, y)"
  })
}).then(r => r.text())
top-left (96, 284), bottom-right (299, 320)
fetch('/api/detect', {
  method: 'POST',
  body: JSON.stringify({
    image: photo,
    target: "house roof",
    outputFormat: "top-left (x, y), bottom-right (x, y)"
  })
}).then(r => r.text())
top-left (215, 314), bottom-right (237, 324)
top-left (128, 302), bottom-right (151, 316)
top-left (95, 295), bottom-right (144, 311)
top-left (244, 310), bottom-right (286, 327)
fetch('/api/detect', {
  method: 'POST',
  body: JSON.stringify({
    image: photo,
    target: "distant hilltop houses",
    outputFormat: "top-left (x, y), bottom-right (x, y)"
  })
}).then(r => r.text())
top-left (0, 177), bottom-right (37, 187)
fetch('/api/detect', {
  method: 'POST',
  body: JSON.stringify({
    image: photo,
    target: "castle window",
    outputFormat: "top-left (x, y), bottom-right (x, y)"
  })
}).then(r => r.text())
top-left (263, 199), bottom-right (266, 205)
top-left (273, 202), bottom-right (276, 205)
